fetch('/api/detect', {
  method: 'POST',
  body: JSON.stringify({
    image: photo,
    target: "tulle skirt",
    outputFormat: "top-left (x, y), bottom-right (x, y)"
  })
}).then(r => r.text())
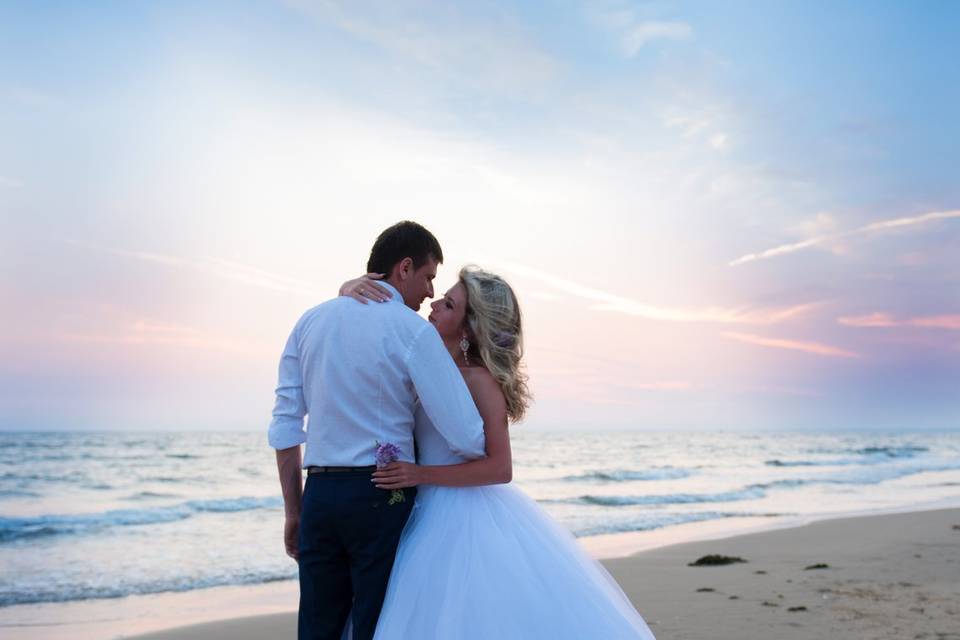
top-left (372, 484), bottom-right (656, 639)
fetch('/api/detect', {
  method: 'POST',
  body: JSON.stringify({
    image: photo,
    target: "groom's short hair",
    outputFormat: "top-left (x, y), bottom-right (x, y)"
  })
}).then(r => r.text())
top-left (367, 221), bottom-right (443, 276)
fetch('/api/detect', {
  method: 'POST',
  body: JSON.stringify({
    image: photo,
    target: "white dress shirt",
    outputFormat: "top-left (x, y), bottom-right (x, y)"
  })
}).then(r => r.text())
top-left (268, 281), bottom-right (486, 467)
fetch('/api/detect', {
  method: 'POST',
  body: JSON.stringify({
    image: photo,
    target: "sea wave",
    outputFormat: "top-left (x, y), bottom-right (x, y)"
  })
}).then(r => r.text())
top-left (122, 491), bottom-right (183, 500)
top-left (0, 489), bottom-right (41, 498)
top-left (764, 459), bottom-right (827, 467)
top-left (0, 496), bottom-right (282, 543)
top-left (0, 567), bottom-right (298, 607)
top-left (0, 471), bottom-right (89, 482)
top-left (568, 510), bottom-right (785, 537)
top-left (750, 461), bottom-right (960, 490)
top-left (854, 445), bottom-right (928, 457)
top-left (550, 487), bottom-right (766, 507)
top-left (766, 445), bottom-right (931, 468)
top-left (560, 467), bottom-right (692, 482)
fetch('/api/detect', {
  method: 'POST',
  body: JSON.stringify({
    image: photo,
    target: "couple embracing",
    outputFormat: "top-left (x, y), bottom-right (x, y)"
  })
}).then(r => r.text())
top-left (269, 221), bottom-right (655, 639)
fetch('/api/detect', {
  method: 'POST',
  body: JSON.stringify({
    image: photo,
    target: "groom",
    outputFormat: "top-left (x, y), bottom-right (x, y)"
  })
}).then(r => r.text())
top-left (269, 221), bottom-right (487, 640)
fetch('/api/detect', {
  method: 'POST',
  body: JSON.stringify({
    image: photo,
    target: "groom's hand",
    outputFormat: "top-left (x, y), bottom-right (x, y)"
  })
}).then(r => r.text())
top-left (284, 517), bottom-right (300, 561)
top-left (372, 462), bottom-right (422, 489)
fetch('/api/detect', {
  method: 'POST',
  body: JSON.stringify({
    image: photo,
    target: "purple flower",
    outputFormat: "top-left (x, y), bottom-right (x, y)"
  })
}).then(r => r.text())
top-left (375, 441), bottom-right (402, 468)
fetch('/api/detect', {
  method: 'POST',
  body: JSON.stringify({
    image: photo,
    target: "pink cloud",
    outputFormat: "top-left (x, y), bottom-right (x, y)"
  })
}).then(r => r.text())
top-left (837, 313), bottom-right (898, 328)
top-left (838, 313), bottom-right (960, 330)
top-left (493, 259), bottom-right (820, 325)
top-left (896, 252), bottom-right (929, 267)
top-left (908, 315), bottom-right (960, 330)
top-left (54, 319), bottom-right (274, 356)
top-left (722, 331), bottom-right (859, 358)
top-left (67, 241), bottom-right (323, 298)
top-left (621, 380), bottom-right (694, 391)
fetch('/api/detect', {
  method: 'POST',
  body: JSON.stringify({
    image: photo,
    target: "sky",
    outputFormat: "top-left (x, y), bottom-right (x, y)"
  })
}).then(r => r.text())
top-left (1, 1), bottom-right (958, 432)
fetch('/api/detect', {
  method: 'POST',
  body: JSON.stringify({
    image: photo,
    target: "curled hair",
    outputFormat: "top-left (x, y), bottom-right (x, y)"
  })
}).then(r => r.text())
top-left (459, 266), bottom-right (532, 422)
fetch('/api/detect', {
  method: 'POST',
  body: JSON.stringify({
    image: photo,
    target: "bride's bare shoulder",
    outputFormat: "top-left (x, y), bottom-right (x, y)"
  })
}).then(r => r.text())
top-left (459, 364), bottom-right (493, 384)
top-left (459, 366), bottom-right (506, 409)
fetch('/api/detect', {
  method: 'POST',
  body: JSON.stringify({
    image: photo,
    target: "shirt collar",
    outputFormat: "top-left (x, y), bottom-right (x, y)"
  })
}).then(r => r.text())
top-left (378, 280), bottom-right (404, 304)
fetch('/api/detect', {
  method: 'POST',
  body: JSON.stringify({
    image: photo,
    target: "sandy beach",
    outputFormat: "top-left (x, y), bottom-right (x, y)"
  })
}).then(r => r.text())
top-left (104, 507), bottom-right (960, 640)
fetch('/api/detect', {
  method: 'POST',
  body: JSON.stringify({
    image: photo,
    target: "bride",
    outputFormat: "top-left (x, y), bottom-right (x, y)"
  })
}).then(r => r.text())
top-left (340, 266), bottom-right (656, 639)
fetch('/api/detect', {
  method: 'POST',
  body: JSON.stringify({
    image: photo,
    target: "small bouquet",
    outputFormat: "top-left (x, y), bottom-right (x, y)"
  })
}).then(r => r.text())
top-left (375, 441), bottom-right (406, 506)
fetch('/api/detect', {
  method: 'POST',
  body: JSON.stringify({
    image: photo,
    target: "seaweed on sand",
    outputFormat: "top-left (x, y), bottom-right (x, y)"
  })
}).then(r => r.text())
top-left (688, 554), bottom-right (747, 567)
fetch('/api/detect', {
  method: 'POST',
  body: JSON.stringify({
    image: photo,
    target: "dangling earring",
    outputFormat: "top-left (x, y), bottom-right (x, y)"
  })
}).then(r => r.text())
top-left (459, 335), bottom-right (470, 366)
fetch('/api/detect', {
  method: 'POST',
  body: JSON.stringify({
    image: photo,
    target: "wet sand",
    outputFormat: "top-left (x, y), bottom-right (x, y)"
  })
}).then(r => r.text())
top-left (122, 507), bottom-right (960, 640)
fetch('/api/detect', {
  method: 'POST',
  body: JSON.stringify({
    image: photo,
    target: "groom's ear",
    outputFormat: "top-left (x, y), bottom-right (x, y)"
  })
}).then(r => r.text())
top-left (394, 257), bottom-right (414, 280)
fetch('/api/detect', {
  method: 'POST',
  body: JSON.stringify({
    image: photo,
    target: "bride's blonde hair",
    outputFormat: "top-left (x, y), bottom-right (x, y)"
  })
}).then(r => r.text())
top-left (459, 265), bottom-right (531, 422)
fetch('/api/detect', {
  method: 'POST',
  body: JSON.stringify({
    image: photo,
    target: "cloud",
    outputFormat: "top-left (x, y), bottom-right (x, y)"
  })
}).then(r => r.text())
top-left (729, 209), bottom-right (960, 266)
top-left (68, 241), bottom-right (324, 298)
top-left (281, 0), bottom-right (556, 94)
top-left (896, 252), bottom-right (929, 267)
top-left (625, 380), bottom-right (694, 390)
top-left (664, 114), bottom-right (711, 138)
top-left (530, 291), bottom-right (563, 302)
top-left (532, 346), bottom-right (696, 391)
top-left (491, 259), bottom-right (819, 325)
top-left (728, 237), bottom-right (822, 266)
top-left (732, 384), bottom-right (822, 398)
top-left (839, 313), bottom-right (960, 330)
top-left (836, 312), bottom-right (897, 328)
top-left (910, 315), bottom-right (960, 330)
top-left (788, 212), bottom-right (837, 236)
top-left (722, 331), bottom-right (859, 358)
top-left (55, 320), bottom-right (273, 356)
top-left (621, 21), bottom-right (693, 56)
top-left (663, 109), bottom-right (730, 151)
top-left (591, 8), bottom-right (693, 57)
top-left (860, 210), bottom-right (960, 233)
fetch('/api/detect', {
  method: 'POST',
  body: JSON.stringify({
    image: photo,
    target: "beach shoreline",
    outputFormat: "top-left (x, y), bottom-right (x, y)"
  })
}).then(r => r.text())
top-left (3, 504), bottom-right (958, 639)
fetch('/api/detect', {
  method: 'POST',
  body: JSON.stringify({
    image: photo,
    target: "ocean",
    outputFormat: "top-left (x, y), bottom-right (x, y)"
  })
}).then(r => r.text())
top-left (2, 429), bottom-right (959, 609)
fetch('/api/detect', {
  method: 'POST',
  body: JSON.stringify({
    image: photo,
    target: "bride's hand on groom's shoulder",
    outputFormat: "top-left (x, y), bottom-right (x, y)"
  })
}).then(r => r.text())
top-left (372, 462), bottom-right (422, 489)
top-left (339, 273), bottom-right (391, 304)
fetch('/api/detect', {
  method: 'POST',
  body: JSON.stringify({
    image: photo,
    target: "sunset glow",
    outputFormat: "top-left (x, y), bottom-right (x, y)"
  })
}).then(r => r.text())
top-left (2, 1), bottom-right (958, 432)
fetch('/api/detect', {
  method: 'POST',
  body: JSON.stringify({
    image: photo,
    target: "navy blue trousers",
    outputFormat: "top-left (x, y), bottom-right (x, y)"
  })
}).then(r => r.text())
top-left (297, 471), bottom-right (416, 640)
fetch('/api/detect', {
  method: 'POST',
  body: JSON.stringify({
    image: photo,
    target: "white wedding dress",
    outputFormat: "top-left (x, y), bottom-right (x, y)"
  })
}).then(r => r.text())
top-left (371, 406), bottom-right (657, 639)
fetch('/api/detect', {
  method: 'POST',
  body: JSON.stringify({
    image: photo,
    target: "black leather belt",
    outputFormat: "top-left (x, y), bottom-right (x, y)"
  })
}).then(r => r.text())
top-left (307, 465), bottom-right (377, 475)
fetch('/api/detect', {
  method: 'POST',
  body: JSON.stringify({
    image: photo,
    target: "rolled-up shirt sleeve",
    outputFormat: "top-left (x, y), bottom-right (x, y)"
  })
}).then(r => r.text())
top-left (268, 319), bottom-right (308, 450)
top-left (406, 324), bottom-right (486, 459)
